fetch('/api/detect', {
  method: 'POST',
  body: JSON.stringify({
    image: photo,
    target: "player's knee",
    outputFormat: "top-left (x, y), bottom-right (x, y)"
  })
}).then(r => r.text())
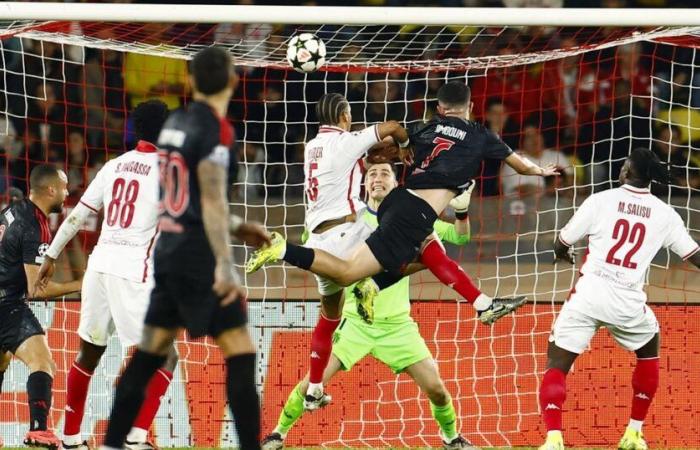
top-left (28, 357), bottom-right (56, 377)
top-left (424, 380), bottom-right (449, 406)
top-left (76, 341), bottom-right (106, 371)
top-left (164, 345), bottom-right (179, 372)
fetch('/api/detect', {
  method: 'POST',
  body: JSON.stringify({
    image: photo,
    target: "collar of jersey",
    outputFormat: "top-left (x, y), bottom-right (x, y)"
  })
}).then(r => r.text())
top-left (621, 184), bottom-right (650, 194)
top-left (318, 125), bottom-right (345, 133)
top-left (366, 206), bottom-right (377, 216)
top-left (136, 140), bottom-right (157, 153)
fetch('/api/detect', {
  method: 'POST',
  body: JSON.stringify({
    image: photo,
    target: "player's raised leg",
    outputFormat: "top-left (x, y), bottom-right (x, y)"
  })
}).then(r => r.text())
top-left (617, 333), bottom-right (659, 450)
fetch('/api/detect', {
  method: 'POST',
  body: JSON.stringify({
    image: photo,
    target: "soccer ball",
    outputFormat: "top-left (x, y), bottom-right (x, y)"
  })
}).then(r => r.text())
top-left (286, 33), bottom-right (326, 73)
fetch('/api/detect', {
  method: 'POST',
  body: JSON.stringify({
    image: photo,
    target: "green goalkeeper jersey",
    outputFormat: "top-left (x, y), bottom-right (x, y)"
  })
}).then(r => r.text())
top-left (342, 207), bottom-right (470, 325)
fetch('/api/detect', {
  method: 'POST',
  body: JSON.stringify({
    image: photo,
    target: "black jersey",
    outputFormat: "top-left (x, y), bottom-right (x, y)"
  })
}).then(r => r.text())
top-left (405, 115), bottom-right (513, 193)
top-left (155, 101), bottom-right (234, 275)
top-left (0, 199), bottom-right (52, 304)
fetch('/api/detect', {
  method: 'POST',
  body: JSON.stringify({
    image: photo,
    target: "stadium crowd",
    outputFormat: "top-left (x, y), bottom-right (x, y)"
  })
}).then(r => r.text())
top-left (1, 0), bottom-right (699, 266)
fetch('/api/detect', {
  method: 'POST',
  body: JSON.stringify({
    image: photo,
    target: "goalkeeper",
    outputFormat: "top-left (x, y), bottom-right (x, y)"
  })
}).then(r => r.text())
top-left (261, 161), bottom-right (478, 450)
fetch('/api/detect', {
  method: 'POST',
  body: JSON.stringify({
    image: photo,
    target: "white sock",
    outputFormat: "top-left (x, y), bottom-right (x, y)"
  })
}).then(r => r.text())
top-left (126, 427), bottom-right (148, 443)
top-left (547, 430), bottom-right (562, 439)
top-left (62, 434), bottom-right (82, 446)
top-left (628, 419), bottom-right (643, 432)
top-left (306, 382), bottom-right (323, 397)
top-left (473, 293), bottom-right (492, 311)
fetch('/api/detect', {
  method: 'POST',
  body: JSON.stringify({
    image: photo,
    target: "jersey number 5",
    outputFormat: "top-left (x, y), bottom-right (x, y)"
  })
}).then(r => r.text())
top-left (307, 162), bottom-right (319, 202)
top-left (605, 218), bottom-right (646, 269)
top-left (420, 137), bottom-right (455, 169)
top-left (106, 178), bottom-right (140, 228)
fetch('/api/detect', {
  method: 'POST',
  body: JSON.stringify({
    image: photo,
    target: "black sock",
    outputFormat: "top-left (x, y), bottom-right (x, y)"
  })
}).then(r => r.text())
top-left (0, 370), bottom-right (5, 394)
top-left (104, 350), bottom-right (166, 448)
top-left (27, 371), bottom-right (52, 431)
top-left (372, 271), bottom-right (403, 290)
top-left (225, 353), bottom-right (261, 450)
top-left (283, 243), bottom-right (315, 270)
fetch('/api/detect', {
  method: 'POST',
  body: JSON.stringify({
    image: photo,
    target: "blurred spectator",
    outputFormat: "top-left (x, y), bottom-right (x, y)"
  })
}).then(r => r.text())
top-left (479, 98), bottom-right (520, 196)
top-left (65, 130), bottom-right (101, 195)
top-left (501, 122), bottom-right (573, 196)
top-left (0, 114), bottom-right (23, 194)
top-left (366, 76), bottom-right (407, 123)
top-left (123, 23), bottom-right (188, 109)
top-left (25, 82), bottom-right (69, 162)
top-left (655, 70), bottom-right (700, 146)
top-left (82, 48), bottom-right (127, 151)
top-left (651, 124), bottom-right (700, 195)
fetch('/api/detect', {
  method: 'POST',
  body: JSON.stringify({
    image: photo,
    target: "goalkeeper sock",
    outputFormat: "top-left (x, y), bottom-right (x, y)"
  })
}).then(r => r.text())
top-left (27, 371), bottom-right (53, 431)
top-left (283, 243), bottom-right (315, 270)
top-left (64, 362), bottom-right (94, 439)
top-left (308, 314), bottom-right (340, 385)
top-left (539, 367), bottom-right (567, 432)
top-left (104, 350), bottom-right (166, 448)
top-left (630, 357), bottom-right (659, 425)
top-left (129, 368), bottom-right (173, 442)
top-left (430, 397), bottom-right (458, 442)
top-left (420, 239), bottom-right (482, 303)
top-left (275, 383), bottom-right (305, 437)
top-left (225, 353), bottom-right (261, 450)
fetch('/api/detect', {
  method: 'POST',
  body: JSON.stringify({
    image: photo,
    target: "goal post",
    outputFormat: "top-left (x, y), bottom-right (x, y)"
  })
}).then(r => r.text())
top-left (0, 4), bottom-right (698, 448)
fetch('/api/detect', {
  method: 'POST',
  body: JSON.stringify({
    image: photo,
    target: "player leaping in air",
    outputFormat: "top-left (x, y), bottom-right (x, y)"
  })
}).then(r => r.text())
top-left (34, 100), bottom-right (174, 450)
top-left (538, 148), bottom-right (700, 450)
top-left (247, 81), bottom-right (559, 327)
top-left (262, 161), bottom-right (478, 450)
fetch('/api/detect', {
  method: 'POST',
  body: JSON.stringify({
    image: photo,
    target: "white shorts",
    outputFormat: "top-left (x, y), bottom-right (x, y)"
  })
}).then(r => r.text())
top-left (305, 221), bottom-right (372, 295)
top-left (550, 302), bottom-right (659, 354)
top-left (78, 270), bottom-right (154, 347)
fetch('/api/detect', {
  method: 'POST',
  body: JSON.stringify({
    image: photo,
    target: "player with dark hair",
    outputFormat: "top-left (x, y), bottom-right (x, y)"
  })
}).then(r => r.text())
top-left (34, 100), bottom-right (172, 450)
top-left (99, 46), bottom-right (270, 450)
top-left (247, 80), bottom-right (558, 324)
top-left (0, 164), bottom-right (81, 449)
top-left (538, 148), bottom-right (700, 450)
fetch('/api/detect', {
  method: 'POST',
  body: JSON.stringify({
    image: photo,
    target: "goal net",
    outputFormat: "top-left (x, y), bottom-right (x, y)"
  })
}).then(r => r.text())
top-left (0, 8), bottom-right (699, 448)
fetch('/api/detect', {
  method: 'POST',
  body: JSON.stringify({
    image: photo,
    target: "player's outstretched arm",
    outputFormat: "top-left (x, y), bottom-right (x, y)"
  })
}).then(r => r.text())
top-left (26, 263), bottom-right (81, 299)
top-left (34, 202), bottom-right (93, 292)
top-left (504, 152), bottom-right (560, 177)
top-left (198, 159), bottom-right (240, 306)
top-left (376, 120), bottom-right (410, 148)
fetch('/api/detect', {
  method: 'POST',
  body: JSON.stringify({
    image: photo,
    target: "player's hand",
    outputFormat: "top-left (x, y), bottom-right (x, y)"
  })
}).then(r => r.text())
top-left (234, 222), bottom-right (272, 248)
top-left (213, 261), bottom-right (242, 306)
top-left (553, 246), bottom-right (576, 265)
top-left (539, 163), bottom-right (560, 177)
top-left (449, 180), bottom-right (475, 214)
top-left (32, 256), bottom-right (56, 297)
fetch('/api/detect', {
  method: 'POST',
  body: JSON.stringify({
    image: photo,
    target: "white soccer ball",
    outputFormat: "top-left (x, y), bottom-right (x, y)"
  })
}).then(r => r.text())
top-left (286, 33), bottom-right (326, 73)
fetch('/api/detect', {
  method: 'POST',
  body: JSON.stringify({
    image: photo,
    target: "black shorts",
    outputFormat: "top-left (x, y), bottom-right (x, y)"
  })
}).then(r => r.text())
top-left (144, 270), bottom-right (248, 339)
top-left (0, 301), bottom-right (45, 354)
top-left (365, 188), bottom-right (438, 276)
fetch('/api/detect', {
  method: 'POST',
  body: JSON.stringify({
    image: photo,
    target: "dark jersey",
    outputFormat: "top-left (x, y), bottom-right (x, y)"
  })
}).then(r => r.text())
top-left (155, 101), bottom-right (234, 275)
top-left (0, 199), bottom-right (52, 304)
top-left (405, 115), bottom-right (513, 193)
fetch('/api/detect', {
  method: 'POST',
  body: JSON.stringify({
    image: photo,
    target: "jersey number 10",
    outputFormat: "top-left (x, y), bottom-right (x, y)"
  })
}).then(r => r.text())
top-left (605, 218), bottom-right (646, 269)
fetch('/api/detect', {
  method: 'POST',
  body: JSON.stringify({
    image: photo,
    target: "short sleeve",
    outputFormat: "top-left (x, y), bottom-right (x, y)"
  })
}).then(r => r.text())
top-left (21, 223), bottom-right (46, 265)
top-left (663, 211), bottom-right (699, 260)
top-left (79, 164), bottom-right (108, 212)
top-left (482, 128), bottom-right (513, 160)
top-left (559, 196), bottom-right (597, 246)
top-left (198, 120), bottom-right (231, 169)
top-left (337, 125), bottom-right (381, 166)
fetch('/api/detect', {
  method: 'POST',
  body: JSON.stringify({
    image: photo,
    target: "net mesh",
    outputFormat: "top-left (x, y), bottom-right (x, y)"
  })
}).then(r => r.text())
top-left (0, 17), bottom-right (699, 449)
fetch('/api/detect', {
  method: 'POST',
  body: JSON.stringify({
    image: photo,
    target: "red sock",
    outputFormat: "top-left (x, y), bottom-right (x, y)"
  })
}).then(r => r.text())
top-left (420, 239), bottom-right (481, 303)
top-left (309, 314), bottom-right (341, 384)
top-left (132, 368), bottom-right (173, 433)
top-left (539, 368), bottom-right (567, 432)
top-left (64, 362), bottom-right (93, 436)
top-left (630, 357), bottom-right (659, 421)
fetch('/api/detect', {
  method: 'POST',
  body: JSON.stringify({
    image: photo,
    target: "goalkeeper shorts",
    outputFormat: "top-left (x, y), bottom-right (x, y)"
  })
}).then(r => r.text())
top-left (332, 316), bottom-right (432, 374)
top-left (365, 188), bottom-right (437, 276)
top-left (550, 302), bottom-right (659, 354)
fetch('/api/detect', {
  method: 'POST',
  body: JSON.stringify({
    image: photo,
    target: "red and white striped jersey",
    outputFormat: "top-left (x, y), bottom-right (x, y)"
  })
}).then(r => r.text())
top-left (304, 125), bottom-right (380, 232)
top-left (560, 184), bottom-right (699, 324)
top-left (80, 140), bottom-right (160, 283)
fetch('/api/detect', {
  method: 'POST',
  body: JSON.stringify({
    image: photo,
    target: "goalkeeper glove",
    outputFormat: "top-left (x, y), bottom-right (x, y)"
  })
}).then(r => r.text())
top-left (449, 180), bottom-right (475, 220)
